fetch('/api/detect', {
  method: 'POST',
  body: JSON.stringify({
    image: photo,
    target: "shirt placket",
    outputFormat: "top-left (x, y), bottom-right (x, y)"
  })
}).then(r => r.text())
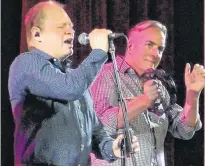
top-left (77, 105), bottom-right (86, 165)
top-left (129, 71), bottom-right (158, 165)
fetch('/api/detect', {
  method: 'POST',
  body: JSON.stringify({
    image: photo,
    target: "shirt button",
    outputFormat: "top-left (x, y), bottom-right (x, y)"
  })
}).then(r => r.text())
top-left (80, 144), bottom-right (84, 151)
top-left (53, 58), bottom-right (57, 61)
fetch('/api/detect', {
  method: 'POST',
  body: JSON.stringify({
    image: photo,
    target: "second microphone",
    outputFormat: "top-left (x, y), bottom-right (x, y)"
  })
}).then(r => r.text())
top-left (78, 32), bottom-right (124, 45)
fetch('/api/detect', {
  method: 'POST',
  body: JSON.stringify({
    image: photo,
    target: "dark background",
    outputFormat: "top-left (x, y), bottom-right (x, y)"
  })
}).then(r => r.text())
top-left (2, 0), bottom-right (204, 165)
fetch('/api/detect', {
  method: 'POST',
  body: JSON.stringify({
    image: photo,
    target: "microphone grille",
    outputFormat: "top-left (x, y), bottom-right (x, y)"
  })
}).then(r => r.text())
top-left (78, 32), bottom-right (89, 45)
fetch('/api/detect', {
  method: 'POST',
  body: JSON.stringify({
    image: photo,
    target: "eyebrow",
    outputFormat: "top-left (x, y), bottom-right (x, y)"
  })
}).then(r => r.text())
top-left (59, 22), bottom-right (73, 28)
top-left (68, 22), bottom-right (74, 28)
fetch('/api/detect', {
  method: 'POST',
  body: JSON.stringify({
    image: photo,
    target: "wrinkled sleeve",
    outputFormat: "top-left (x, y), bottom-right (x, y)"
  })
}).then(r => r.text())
top-left (167, 104), bottom-right (202, 140)
top-left (91, 110), bottom-right (118, 162)
top-left (90, 67), bottom-right (119, 136)
top-left (9, 49), bottom-right (107, 102)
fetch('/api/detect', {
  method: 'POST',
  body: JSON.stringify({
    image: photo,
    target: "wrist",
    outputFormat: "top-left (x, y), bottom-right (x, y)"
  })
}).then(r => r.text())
top-left (185, 89), bottom-right (200, 104)
top-left (186, 89), bottom-right (200, 98)
top-left (140, 94), bottom-right (152, 109)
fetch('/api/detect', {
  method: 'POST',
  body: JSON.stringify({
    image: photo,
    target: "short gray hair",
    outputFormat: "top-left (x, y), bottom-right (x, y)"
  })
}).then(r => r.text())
top-left (128, 20), bottom-right (167, 41)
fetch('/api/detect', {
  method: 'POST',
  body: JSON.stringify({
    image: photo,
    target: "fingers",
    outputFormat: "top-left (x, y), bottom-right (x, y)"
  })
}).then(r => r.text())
top-left (89, 28), bottom-right (112, 52)
top-left (114, 135), bottom-right (140, 155)
top-left (124, 96), bottom-right (135, 101)
top-left (185, 63), bottom-right (205, 92)
top-left (131, 136), bottom-right (137, 142)
top-left (193, 64), bottom-right (205, 76)
top-left (133, 141), bottom-right (140, 152)
top-left (189, 64), bottom-right (205, 84)
top-left (144, 79), bottom-right (160, 99)
top-left (107, 30), bottom-right (113, 35)
top-left (142, 79), bottom-right (164, 108)
top-left (113, 134), bottom-right (141, 158)
top-left (116, 134), bottom-right (124, 141)
top-left (185, 63), bottom-right (191, 77)
top-left (195, 65), bottom-right (205, 85)
top-left (114, 134), bottom-right (124, 148)
top-left (131, 136), bottom-right (140, 152)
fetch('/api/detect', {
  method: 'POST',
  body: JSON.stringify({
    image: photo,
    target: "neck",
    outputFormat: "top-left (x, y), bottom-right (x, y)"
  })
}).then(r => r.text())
top-left (125, 58), bottom-right (143, 76)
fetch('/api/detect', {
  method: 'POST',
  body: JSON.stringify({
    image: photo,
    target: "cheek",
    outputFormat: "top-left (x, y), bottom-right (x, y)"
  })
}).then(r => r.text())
top-left (130, 48), bottom-right (144, 63)
top-left (136, 46), bottom-right (148, 57)
top-left (156, 54), bottom-right (162, 64)
top-left (135, 50), bottom-right (147, 62)
top-left (53, 37), bottom-right (64, 48)
top-left (45, 32), bottom-right (63, 42)
top-left (53, 33), bottom-right (63, 41)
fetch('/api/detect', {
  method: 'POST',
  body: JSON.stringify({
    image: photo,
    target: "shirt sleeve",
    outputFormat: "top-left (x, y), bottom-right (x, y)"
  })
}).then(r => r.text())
top-left (91, 111), bottom-right (118, 162)
top-left (158, 81), bottom-right (202, 140)
top-left (167, 104), bottom-right (202, 140)
top-left (90, 66), bottom-right (119, 136)
top-left (9, 49), bottom-right (107, 101)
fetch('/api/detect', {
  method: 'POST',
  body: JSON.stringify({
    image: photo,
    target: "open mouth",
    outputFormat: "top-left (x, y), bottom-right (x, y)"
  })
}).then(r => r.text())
top-left (64, 38), bottom-right (73, 46)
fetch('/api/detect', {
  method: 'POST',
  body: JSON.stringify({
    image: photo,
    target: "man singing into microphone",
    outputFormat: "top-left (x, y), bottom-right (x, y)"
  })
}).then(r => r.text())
top-left (8, 1), bottom-right (140, 165)
top-left (90, 20), bottom-right (205, 165)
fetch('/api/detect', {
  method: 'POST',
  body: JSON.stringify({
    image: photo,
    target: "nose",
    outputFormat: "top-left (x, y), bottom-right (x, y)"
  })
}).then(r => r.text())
top-left (65, 26), bottom-right (75, 37)
top-left (150, 47), bottom-right (160, 58)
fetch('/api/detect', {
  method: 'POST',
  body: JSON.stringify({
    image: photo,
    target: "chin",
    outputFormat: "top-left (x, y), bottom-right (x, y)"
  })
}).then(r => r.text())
top-left (144, 66), bottom-right (153, 71)
top-left (64, 50), bottom-right (73, 56)
top-left (67, 49), bottom-right (73, 56)
top-left (59, 52), bottom-right (72, 61)
top-left (69, 50), bottom-right (74, 56)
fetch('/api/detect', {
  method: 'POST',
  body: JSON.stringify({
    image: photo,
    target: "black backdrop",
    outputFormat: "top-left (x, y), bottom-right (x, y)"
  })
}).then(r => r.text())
top-left (2, 0), bottom-right (204, 165)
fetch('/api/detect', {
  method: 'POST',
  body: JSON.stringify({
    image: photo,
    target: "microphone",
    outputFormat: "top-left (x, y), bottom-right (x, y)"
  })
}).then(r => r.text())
top-left (78, 32), bottom-right (124, 45)
top-left (141, 68), bottom-right (165, 115)
top-left (141, 68), bottom-right (177, 116)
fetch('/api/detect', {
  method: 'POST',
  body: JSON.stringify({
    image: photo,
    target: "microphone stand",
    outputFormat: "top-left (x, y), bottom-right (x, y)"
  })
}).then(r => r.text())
top-left (109, 39), bottom-right (136, 166)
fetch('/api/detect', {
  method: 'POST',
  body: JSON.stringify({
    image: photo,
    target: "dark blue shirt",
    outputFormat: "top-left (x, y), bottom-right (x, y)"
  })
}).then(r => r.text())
top-left (8, 48), bottom-right (117, 165)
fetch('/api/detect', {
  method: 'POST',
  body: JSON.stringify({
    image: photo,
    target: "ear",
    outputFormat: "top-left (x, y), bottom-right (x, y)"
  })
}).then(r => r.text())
top-left (31, 26), bottom-right (42, 42)
top-left (125, 41), bottom-right (133, 56)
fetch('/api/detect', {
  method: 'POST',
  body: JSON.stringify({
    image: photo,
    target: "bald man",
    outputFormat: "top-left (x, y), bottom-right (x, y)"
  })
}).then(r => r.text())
top-left (8, 1), bottom-right (139, 165)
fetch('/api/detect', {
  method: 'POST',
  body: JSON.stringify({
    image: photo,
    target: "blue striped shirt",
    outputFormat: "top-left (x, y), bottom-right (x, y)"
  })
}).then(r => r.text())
top-left (8, 48), bottom-right (117, 165)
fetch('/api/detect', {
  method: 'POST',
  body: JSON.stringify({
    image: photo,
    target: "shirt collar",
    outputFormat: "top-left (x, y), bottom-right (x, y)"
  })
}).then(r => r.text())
top-left (30, 47), bottom-right (64, 70)
top-left (116, 56), bottom-right (129, 73)
top-left (117, 55), bottom-right (140, 77)
top-left (116, 56), bottom-right (132, 73)
top-left (30, 47), bottom-right (55, 60)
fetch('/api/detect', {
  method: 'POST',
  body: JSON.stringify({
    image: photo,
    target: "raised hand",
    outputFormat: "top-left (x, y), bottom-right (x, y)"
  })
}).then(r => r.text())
top-left (185, 63), bottom-right (205, 93)
top-left (89, 29), bottom-right (112, 52)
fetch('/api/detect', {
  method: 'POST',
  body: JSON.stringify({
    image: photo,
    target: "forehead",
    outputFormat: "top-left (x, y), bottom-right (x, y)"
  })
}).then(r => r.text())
top-left (130, 27), bottom-right (166, 46)
top-left (43, 5), bottom-right (73, 26)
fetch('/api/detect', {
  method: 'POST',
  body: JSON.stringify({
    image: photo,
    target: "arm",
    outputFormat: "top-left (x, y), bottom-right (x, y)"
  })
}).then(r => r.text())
top-left (92, 114), bottom-right (117, 162)
top-left (90, 66), bottom-right (159, 131)
top-left (9, 49), bottom-right (107, 101)
top-left (183, 63), bottom-right (205, 127)
top-left (117, 92), bottom-right (154, 128)
top-left (91, 110), bottom-right (139, 162)
top-left (167, 104), bottom-right (202, 140)
top-left (166, 63), bottom-right (204, 139)
top-left (90, 66), bottom-right (120, 135)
